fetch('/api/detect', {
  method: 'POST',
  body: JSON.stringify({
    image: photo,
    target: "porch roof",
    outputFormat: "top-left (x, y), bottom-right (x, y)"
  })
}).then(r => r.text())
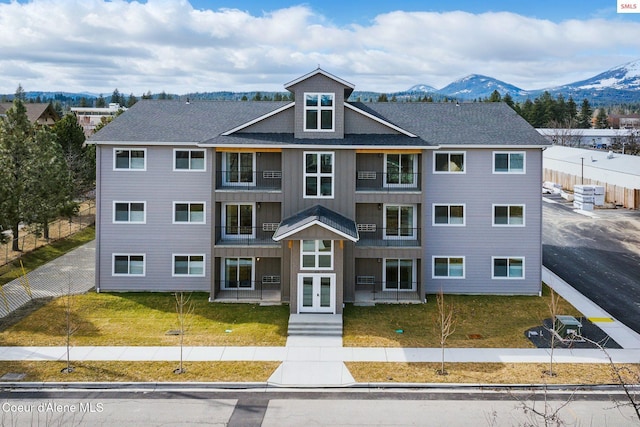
top-left (272, 205), bottom-right (359, 242)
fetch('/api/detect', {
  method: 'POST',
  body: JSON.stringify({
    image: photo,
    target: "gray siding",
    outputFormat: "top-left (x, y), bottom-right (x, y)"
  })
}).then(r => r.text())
top-left (344, 108), bottom-right (399, 134)
top-left (289, 74), bottom-right (347, 139)
top-left (425, 148), bottom-right (543, 295)
top-left (97, 145), bottom-right (212, 292)
top-left (238, 107), bottom-right (294, 133)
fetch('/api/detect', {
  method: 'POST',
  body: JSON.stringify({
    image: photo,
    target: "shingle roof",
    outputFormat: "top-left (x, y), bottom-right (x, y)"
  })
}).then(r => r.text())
top-left (89, 98), bottom-right (548, 147)
top-left (273, 205), bottom-right (359, 242)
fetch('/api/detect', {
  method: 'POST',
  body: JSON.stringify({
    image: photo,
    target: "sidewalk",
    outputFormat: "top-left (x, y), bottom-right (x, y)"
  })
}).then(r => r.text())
top-left (0, 241), bottom-right (639, 387)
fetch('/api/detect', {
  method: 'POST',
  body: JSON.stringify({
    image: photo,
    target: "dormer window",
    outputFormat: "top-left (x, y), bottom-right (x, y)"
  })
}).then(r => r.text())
top-left (304, 93), bottom-right (334, 131)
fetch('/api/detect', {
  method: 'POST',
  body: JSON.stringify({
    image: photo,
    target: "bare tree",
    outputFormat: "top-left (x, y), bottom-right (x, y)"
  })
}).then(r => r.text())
top-left (174, 292), bottom-right (194, 374)
top-left (543, 289), bottom-right (561, 377)
top-left (61, 275), bottom-right (79, 374)
top-left (435, 290), bottom-right (456, 375)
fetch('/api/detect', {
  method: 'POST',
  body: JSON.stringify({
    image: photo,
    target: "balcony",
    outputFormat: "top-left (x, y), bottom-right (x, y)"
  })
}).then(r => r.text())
top-left (354, 280), bottom-right (422, 303)
top-left (213, 280), bottom-right (281, 302)
top-left (355, 171), bottom-right (420, 192)
top-left (216, 170), bottom-right (282, 191)
top-left (355, 226), bottom-right (421, 247)
top-left (215, 225), bottom-right (280, 246)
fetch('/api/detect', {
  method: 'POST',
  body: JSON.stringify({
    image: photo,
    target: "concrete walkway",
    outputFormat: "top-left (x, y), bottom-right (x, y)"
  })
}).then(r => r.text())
top-left (1, 241), bottom-right (640, 387)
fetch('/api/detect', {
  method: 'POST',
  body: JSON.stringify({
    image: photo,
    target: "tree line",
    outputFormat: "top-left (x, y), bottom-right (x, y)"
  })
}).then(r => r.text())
top-left (0, 95), bottom-right (94, 251)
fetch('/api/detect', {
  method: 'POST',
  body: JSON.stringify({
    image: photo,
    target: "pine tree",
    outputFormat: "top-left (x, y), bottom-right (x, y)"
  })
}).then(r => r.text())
top-left (578, 99), bottom-right (593, 129)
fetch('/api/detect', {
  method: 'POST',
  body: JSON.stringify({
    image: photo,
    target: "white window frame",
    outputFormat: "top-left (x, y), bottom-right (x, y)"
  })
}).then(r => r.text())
top-left (112, 254), bottom-right (145, 276)
top-left (432, 204), bottom-right (466, 226)
top-left (221, 257), bottom-right (255, 290)
top-left (383, 153), bottom-right (417, 187)
top-left (173, 201), bottom-right (206, 224)
top-left (222, 152), bottom-right (255, 186)
top-left (433, 151), bottom-right (465, 174)
top-left (432, 256), bottom-right (466, 279)
top-left (221, 202), bottom-right (255, 239)
top-left (113, 148), bottom-right (146, 171)
top-left (303, 92), bottom-right (335, 132)
top-left (172, 254), bottom-right (205, 277)
top-left (492, 204), bottom-right (525, 226)
top-left (112, 201), bottom-right (146, 224)
top-left (492, 256), bottom-right (525, 279)
top-left (303, 151), bottom-right (334, 199)
top-left (383, 258), bottom-right (416, 291)
top-left (173, 149), bottom-right (206, 171)
top-left (300, 240), bottom-right (334, 270)
top-left (383, 204), bottom-right (417, 239)
top-left (493, 151), bottom-right (526, 174)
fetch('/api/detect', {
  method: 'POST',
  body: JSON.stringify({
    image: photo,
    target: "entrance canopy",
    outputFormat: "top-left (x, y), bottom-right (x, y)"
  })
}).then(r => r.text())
top-left (273, 205), bottom-right (359, 242)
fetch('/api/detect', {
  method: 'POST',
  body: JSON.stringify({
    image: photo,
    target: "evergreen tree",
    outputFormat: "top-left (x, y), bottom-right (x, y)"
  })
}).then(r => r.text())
top-left (0, 100), bottom-right (71, 249)
top-left (595, 108), bottom-right (609, 129)
top-left (158, 91), bottom-right (168, 100)
top-left (503, 93), bottom-right (515, 109)
top-left (377, 93), bottom-right (388, 102)
top-left (126, 93), bottom-right (138, 108)
top-left (14, 84), bottom-right (26, 101)
top-left (566, 96), bottom-right (578, 122)
top-left (95, 94), bottom-right (106, 108)
top-left (488, 90), bottom-right (502, 102)
top-left (111, 88), bottom-right (122, 106)
top-left (578, 99), bottom-right (593, 129)
top-left (142, 91), bottom-right (153, 100)
top-left (53, 114), bottom-right (94, 197)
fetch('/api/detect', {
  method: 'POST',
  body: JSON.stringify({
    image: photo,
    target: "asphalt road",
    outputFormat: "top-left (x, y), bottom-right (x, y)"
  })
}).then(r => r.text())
top-left (0, 388), bottom-right (637, 426)
top-left (543, 194), bottom-right (640, 335)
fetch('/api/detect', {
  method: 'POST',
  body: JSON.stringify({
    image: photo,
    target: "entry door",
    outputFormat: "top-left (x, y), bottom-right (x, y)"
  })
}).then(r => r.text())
top-left (298, 273), bottom-right (335, 313)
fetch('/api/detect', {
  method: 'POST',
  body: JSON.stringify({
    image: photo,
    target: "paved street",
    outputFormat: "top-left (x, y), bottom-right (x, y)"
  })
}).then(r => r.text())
top-left (543, 195), bottom-right (640, 335)
top-left (0, 389), bottom-right (638, 427)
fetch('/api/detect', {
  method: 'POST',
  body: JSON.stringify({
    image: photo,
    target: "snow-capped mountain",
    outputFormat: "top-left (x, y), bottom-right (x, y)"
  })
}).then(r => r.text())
top-left (406, 84), bottom-right (438, 93)
top-left (402, 59), bottom-right (640, 103)
top-left (438, 74), bottom-right (528, 99)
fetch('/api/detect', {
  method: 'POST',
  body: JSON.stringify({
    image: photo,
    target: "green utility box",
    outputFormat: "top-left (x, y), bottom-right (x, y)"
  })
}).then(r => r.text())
top-left (554, 315), bottom-right (582, 339)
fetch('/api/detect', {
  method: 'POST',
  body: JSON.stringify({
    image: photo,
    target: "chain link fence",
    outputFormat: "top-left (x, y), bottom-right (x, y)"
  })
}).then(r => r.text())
top-left (0, 200), bottom-right (95, 268)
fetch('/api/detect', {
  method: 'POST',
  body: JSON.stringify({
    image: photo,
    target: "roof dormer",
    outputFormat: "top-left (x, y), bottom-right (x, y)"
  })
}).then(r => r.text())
top-left (284, 68), bottom-right (355, 139)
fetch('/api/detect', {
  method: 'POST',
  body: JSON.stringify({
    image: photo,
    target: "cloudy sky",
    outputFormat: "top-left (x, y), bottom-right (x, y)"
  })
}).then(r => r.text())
top-left (1, 0), bottom-right (639, 96)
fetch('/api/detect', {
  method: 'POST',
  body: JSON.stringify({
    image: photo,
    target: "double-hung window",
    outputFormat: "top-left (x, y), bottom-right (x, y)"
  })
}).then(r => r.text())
top-left (112, 254), bottom-right (145, 276)
top-left (493, 204), bottom-right (525, 226)
top-left (384, 204), bottom-right (416, 239)
top-left (301, 240), bottom-right (333, 269)
top-left (384, 259), bottom-right (415, 290)
top-left (173, 202), bottom-right (205, 224)
top-left (434, 152), bottom-right (465, 173)
top-left (222, 203), bottom-right (254, 238)
top-left (433, 257), bottom-right (465, 278)
top-left (494, 151), bottom-right (525, 173)
top-left (113, 202), bottom-right (145, 223)
top-left (385, 154), bottom-right (417, 187)
top-left (492, 257), bottom-right (525, 279)
top-left (173, 254), bottom-right (205, 277)
top-left (114, 148), bottom-right (146, 170)
top-left (304, 152), bottom-right (334, 198)
top-left (304, 93), bottom-right (334, 131)
top-left (223, 257), bottom-right (254, 289)
top-left (174, 149), bottom-right (205, 171)
top-left (433, 204), bottom-right (465, 226)
top-left (223, 152), bottom-right (254, 185)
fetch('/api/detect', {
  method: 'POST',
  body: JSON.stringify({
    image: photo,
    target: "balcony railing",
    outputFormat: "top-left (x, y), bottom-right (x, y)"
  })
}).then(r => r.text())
top-left (355, 171), bottom-right (420, 192)
top-left (216, 170), bottom-right (282, 191)
top-left (214, 280), bottom-right (281, 301)
top-left (355, 226), bottom-right (421, 247)
top-left (354, 280), bottom-right (421, 302)
top-left (215, 226), bottom-right (280, 246)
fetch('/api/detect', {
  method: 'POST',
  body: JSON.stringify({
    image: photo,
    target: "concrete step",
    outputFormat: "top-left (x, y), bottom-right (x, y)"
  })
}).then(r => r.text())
top-left (287, 314), bottom-right (343, 337)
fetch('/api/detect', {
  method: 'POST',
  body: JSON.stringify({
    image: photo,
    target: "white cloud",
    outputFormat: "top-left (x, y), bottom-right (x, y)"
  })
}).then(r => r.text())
top-left (0, 0), bottom-right (639, 95)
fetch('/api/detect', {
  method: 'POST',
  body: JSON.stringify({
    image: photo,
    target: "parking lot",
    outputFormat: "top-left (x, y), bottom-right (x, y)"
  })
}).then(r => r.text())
top-left (543, 194), bottom-right (640, 334)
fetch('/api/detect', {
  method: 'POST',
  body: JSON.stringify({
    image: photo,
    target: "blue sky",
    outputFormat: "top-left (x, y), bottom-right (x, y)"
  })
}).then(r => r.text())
top-left (0, 0), bottom-right (639, 94)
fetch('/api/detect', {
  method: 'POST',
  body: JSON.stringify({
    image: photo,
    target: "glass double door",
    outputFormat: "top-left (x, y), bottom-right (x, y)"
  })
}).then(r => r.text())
top-left (298, 273), bottom-right (335, 313)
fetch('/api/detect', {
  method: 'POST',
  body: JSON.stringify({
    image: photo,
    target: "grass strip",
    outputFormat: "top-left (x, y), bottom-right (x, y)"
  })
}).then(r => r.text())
top-left (0, 361), bottom-right (280, 382)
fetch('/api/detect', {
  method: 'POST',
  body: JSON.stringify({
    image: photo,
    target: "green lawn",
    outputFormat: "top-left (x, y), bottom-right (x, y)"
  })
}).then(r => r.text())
top-left (343, 286), bottom-right (581, 348)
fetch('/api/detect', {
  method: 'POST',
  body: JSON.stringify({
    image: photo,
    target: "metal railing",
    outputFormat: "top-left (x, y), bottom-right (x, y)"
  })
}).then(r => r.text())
top-left (354, 280), bottom-right (421, 302)
top-left (0, 201), bottom-right (96, 268)
top-left (215, 170), bottom-right (282, 191)
top-left (214, 226), bottom-right (280, 246)
top-left (213, 280), bottom-right (281, 301)
top-left (356, 171), bottom-right (420, 192)
top-left (355, 227), bottom-right (421, 247)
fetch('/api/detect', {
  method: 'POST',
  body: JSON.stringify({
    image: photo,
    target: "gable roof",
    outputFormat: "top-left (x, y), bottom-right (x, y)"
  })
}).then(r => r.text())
top-left (0, 102), bottom-right (59, 124)
top-left (284, 68), bottom-right (355, 96)
top-left (273, 205), bottom-right (359, 242)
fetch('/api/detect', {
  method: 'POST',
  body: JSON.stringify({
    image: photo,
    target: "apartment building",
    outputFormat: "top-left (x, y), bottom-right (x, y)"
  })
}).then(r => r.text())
top-left (89, 69), bottom-right (549, 314)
